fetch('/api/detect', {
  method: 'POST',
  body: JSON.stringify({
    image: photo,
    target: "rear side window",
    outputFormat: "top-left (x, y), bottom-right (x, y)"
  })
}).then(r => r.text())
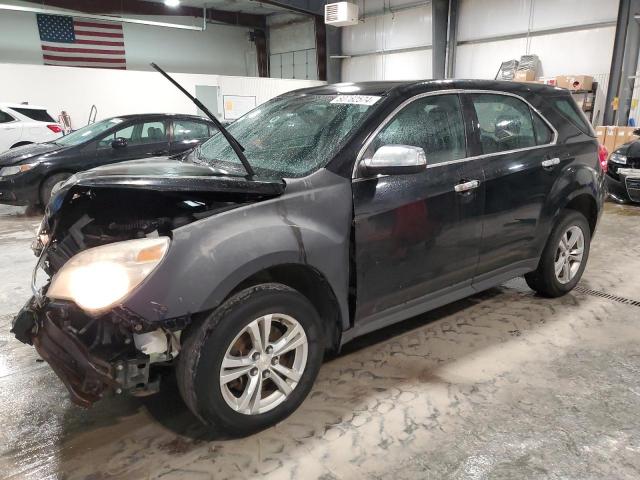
top-left (532, 111), bottom-right (554, 145)
top-left (0, 110), bottom-right (14, 123)
top-left (11, 107), bottom-right (55, 122)
top-left (551, 97), bottom-right (594, 136)
top-left (470, 94), bottom-right (536, 154)
top-left (370, 94), bottom-right (467, 165)
top-left (173, 120), bottom-right (210, 142)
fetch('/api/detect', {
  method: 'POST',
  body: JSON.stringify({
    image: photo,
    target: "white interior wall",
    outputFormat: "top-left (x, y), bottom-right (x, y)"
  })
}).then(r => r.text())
top-left (341, 1), bottom-right (433, 81)
top-left (268, 15), bottom-right (318, 80)
top-left (0, 63), bottom-right (323, 129)
top-left (0, 8), bottom-right (256, 76)
top-left (455, 0), bottom-right (619, 125)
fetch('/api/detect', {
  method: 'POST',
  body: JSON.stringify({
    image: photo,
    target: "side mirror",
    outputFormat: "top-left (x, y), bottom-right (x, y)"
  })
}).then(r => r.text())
top-left (633, 128), bottom-right (640, 137)
top-left (111, 137), bottom-right (127, 149)
top-left (362, 145), bottom-right (427, 176)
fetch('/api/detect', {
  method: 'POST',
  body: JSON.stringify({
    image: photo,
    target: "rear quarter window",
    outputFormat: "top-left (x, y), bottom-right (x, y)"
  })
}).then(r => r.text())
top-left (11, 107), bottom-right (55, 122)
top-left (550, 97), bottom-right (595, 137)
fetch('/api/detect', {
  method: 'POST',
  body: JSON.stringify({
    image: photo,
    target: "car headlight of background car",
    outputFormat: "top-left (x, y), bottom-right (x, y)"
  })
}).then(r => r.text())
top-left (610, 153), bottom-right (628, 165)
top-left (0, 162), bottom-right (39, 177)
top-left (47, 237), bottom-right (170, 314)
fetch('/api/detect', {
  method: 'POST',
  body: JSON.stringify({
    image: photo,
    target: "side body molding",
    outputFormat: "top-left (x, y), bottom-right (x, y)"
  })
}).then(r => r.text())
top-left (123, 169), bottom-right (353, 330)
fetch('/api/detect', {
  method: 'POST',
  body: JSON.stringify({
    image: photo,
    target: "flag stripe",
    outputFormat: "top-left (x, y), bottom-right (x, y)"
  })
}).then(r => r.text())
top-left (73, 21), bottom-right (122, 30)
top-left (73, 26), bottom-right (125, 34)
top-left (74, 39), bottom-right (125, 47)
top-left (43, 45), bottom-right (125, 55)
top-left (74, 29), bottom-right (124, 38)
top-left (45, 61), bottom-right (126, 69)
top-left (43, 54), bottom-right (126, 63)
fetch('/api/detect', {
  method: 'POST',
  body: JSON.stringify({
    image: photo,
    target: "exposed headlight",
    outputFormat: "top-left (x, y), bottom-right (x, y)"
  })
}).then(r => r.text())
top-left (47, 237), bottom-right (170, 314)
top-left (610, 153), bottom-right (627, 165)
top-left (0, 163), bottom-right (39, 177)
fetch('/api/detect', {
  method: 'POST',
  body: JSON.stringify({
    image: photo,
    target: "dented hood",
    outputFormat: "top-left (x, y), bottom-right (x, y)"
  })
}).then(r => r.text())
top-left (70, 157), bottom-right (285, 194)
top-left (46, 157), bottom-right (285, 220)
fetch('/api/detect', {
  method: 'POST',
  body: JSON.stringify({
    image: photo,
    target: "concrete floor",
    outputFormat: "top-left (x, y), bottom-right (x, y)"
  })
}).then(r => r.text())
top-left (1, 202), bottom-right (640, 480)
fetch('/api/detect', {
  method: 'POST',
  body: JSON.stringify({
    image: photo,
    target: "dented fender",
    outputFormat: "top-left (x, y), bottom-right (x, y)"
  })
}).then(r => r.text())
top-left (121, 169), bottom-right (353, 330)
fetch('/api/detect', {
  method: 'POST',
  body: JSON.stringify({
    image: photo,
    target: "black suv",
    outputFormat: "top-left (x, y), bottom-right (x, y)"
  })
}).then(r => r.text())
top-left (13, 79), bottom-right (605, 436)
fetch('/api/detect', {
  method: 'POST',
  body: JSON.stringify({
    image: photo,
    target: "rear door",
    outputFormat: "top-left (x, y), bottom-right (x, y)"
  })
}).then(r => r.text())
top-left (352, 93), bottom-right (485, 323)
top-left (463, 92), bottom-right (560, 286)
top-left (169, 118), bottom-right (212, 154)
top-left (0, 109), bottom-right (22, 151)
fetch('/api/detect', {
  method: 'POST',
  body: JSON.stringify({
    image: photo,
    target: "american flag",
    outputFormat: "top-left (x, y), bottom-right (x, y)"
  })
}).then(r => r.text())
top-left (36, 14), bottom-right (126, 69)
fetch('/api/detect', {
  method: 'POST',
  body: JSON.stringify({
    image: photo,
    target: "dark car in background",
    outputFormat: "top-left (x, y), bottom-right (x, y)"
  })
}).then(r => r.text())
top-left (0, 113), bottom-right (214, 206)
top-left (605, 131), bottom-right (640, 203)
top-left (13, 79), bottom-right (605, 436)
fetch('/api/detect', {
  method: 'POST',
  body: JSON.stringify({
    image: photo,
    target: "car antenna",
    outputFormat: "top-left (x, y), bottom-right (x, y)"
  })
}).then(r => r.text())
top-left (150, 62), bottom-right (255, 178)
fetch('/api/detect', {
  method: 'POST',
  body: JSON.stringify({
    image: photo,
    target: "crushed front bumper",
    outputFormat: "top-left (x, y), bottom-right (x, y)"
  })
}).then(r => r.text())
top-left (11, 298), bottom-right (157, 408)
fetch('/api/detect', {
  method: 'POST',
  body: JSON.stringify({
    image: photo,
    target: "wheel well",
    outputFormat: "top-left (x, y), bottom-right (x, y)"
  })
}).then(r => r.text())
top-left (564, 194), bottom-right (597, 234)
top-left (230, 264), bottom-right (343, 353)
top-left (10, 141), bottom-right (32, 149)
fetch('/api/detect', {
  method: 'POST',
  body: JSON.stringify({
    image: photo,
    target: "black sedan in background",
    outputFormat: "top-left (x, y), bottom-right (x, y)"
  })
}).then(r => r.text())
top-left (0, 113), bottom-right (215, 206)
top-left (606, 129), bottom-right (640, 203)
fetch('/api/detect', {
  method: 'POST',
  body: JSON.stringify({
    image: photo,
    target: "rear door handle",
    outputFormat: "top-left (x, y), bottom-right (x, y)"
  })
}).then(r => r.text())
top-left (541, 157), bottom-right (560, 168)
top-left (454, 179), bottom-right (480, 193)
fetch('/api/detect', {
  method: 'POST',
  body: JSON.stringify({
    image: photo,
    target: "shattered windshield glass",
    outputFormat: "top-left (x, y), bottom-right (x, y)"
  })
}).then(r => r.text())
top-left (193, 94), bottom-right (378, 177)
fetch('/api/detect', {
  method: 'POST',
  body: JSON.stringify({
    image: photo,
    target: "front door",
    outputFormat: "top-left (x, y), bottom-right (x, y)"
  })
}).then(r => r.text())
top-left (0, 109), bottom-right (21, 151)
top-left (352, 93), bottom-right (485, 325)
top-left (462, 92), bottom-right (560, 284)
top-left (94, 119), bottom-right (170, 167)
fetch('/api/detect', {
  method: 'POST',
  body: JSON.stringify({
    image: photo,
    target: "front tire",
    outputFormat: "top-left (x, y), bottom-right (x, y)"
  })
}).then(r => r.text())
top-left (176, 283), bottom-right (324, 436)
top-left (39, 173), bottom-right (72, 206)
top-left (525, 210), bottom-right (591, 297)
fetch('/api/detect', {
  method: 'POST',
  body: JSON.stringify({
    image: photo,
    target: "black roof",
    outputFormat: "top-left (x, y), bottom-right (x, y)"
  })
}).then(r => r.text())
top-left (104, 113), bottom-right (212, 121)
top-left (288, 79), bottom-right (567, 97)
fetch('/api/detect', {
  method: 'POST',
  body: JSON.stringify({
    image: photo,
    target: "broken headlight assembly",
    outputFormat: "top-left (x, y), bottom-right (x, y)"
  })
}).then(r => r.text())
top-left (47, 237), bottom-right (170, 314)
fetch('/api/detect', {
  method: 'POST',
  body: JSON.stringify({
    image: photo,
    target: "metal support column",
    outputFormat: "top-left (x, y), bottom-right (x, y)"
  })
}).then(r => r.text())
top-left (432, 0), bottom-right (449, 79)
top-left (605, 0), bottom-right (631, 125)
top-left (445, 0), bottom-right (458, 78)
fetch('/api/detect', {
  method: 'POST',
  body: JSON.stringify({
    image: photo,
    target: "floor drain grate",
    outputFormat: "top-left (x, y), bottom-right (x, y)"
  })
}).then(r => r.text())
top-left (574, 286), bottom-right (640, 307)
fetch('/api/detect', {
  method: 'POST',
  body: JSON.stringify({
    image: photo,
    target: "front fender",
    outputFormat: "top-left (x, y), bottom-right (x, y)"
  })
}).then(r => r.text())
top-left (123, 169), bottom-right (353, 329)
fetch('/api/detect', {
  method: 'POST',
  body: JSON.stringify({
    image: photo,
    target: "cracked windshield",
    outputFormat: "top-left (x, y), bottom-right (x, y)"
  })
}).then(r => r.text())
top-left (193, 94), bottom-right (379, 177)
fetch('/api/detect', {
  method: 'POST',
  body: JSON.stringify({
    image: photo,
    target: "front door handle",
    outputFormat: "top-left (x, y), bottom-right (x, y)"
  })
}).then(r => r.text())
top-left (454, 179), bottom-right (480, 193)
top-left (541, 157), bottom-right (560, 168)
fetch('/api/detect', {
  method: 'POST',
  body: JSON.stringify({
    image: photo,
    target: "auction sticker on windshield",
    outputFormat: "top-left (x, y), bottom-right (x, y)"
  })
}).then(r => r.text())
top-left (330, 95), bottom-right (381, 105)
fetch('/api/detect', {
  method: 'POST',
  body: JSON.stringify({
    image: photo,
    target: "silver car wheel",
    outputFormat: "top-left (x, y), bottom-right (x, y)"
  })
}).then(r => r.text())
top-left (554, 225), bottom-right (585, 284)
top-left (219, 313), bottom-right (308, 415)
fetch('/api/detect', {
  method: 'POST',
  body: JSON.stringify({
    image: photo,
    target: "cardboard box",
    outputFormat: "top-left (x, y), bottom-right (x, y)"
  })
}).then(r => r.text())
top-left (539, 77), bottom-right (556, 86)
top-left (604, 126), bottom-right (617, 153)
top-left (595, 126), bottom-right (606, 145)
top-left (615, 126), bottom-right (640, 148)
top-left (555, 75), bottom-right (593, 91)
top-left (514, 70), bottom-right (535, 81)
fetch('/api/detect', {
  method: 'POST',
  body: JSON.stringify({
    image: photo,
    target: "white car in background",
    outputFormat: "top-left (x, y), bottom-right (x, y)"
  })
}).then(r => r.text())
top-left (0, 103), bottom-right (63, 153)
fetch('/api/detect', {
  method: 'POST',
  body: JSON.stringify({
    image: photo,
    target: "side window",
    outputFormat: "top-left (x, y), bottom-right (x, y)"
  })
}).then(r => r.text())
top-left (552, 97), bottom-right (593, 135)
top-left (98, 125), bottom-right (135, 147)
top-left (532, 111), bottom-right (553, 145)
top-left (370, 94), bottom-right (466, 164)
top-left (173, 120), bottom-right (210, 142)
top-left (0, 110), bottom-right (15, 123)
top-left (470, 94), bottom-right (536, 154)
top-left (139, 121), bottom-right (167, 144)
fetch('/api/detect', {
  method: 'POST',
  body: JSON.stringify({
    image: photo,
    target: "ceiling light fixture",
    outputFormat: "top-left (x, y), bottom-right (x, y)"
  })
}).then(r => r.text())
top-left (164, 0), bottom-right (180, 7)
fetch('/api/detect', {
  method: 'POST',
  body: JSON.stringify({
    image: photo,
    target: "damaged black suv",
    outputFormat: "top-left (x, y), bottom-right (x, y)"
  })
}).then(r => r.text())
top-left (13, 74), bottom-right (605, 436)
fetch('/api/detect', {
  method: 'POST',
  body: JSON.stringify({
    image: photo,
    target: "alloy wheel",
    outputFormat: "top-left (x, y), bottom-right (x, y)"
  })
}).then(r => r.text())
top-left (554, 225), bottom-right (584, 284)
top-left (219, 313), bottom-right (308, 415)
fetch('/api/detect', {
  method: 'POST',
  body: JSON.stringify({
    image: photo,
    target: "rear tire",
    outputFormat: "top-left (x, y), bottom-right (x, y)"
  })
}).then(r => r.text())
top-left (39, 173), bottom-right (71, 207)
top-left (176, 283), bottom-right (324, 436)
top-left (525, 210), bottom-right (591, 297)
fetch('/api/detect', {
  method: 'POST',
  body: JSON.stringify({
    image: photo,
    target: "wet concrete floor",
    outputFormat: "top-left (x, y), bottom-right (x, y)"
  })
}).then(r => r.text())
top-left (1, 202), bottom-right (640, 479)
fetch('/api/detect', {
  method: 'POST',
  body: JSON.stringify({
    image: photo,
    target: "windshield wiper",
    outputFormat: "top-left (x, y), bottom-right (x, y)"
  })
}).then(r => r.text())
top-left (151, 62), bottom-right (255, 178)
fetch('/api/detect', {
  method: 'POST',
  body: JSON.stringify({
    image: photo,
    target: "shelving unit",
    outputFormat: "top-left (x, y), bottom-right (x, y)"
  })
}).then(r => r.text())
top-left (570, 81), bottom-right (598, 123)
